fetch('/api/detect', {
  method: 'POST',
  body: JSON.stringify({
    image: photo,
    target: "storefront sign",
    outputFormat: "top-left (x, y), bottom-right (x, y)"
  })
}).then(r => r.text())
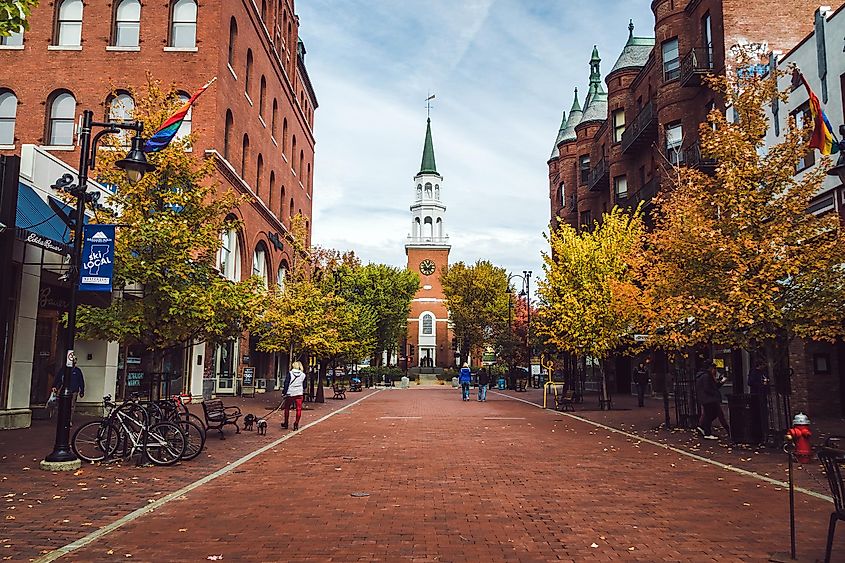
top-left (126, 356), bottom-right (142, 365)
top-left (126, 371), bottom-right (145, 388)
top-left (241, 367), bottom-right (256, 397)
top-left (79, 224), bottom-right (115, 292)
top-left (24, 231), bottom-right (68, 255)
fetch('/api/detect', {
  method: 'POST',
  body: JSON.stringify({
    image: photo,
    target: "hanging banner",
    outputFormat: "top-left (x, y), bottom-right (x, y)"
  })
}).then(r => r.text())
top-left (79, 224), bottom-right (115, 292)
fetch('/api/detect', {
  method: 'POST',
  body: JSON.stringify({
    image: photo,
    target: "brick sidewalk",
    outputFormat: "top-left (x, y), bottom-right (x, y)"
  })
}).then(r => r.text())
top-left (0, 388), bottom-right (376, 562)
top-left (16, 386), bottom-right (844, 562)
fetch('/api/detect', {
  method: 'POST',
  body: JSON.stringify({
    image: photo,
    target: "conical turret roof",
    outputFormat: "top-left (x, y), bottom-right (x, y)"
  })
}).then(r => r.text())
top-left (610, 20), bottom-right (655, 74)
top-left (418, 118), bottom-right (438, 175)
top-left (559, 88), bottom-right (582, 143)
top-left (580, 46), bottom-right (607, 125)
top-left (550, 110), bottom-right (567, 159)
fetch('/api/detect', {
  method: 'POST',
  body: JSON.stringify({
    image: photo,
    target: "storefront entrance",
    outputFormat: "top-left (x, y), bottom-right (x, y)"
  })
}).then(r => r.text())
top-left (213, 339), bottom-right (237, 395)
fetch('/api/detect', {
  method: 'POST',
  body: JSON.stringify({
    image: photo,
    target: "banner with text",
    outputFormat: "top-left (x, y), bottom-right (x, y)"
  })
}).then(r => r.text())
top-left (79, 224), bottom-right (115, 292)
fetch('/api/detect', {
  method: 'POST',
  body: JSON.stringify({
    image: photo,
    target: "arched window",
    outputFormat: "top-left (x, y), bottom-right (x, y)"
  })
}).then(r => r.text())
top-left (0, 28), bottom-right (23, 46)
top-left (219, 225), bottom-right (242, 281)
top-left (256, 153), bottom-right (264, 195)
top-left (277, 261), bottom-right (288, 289)
top-left (227, 17), bottom-right (237, 68)
top-left (413, 217), bottom-right (421, 237)
top-left (306, 163), bottom-right (311, 189)
top-left (245, 49), bottom-right (253, 98)
top-left (436, 218), bottom-right (443, 237)
top-left (421, 313), bottom-right (433, 336)
top-left (271, 99), bottom-right (278, 138)
top-left (0, 91), bottom-right (17, 146)
top-left (55, 0), bottom-right (83, 47)
top-left (424, 182), bottom-right (432, 198)
top-left (434, 184), bottom-right (440, 200)
top-left (291, 135), bottom-right (297, 171)
top-left (174, 91), bottom-right (192, 141)
top-left (282, 118), bottom-right (288, 155)
top-left (47, 91), bottom-right (76, 146)
top-left (113, 0), bottom-right (141, 47)
top-left (259, 76), bottom-right (267, 119)
top-left (170, 0), bottom-right (197, 48)
top-left (107, 92), bottom-right (134, 145)
top-left (261, 0), bottom-right (267, 21)
top-left (298, 149), bottom-right (304, 177)
top-left (253, 243), bottom-right (269, 288)
top-left (223, 109), bottom-right (233, 159)
top-left (241, 134), bottom-right (250, 178)
top-left (280, 185), bottom-right (285, 217)
top-left (423, 216), bottom-right (433, 238)
top-left (416, 184), bottom-right (422, 199)
top-left (269, 171), bottom-right (275, 212)
top-left (289, 198), bottom-right (294, 220)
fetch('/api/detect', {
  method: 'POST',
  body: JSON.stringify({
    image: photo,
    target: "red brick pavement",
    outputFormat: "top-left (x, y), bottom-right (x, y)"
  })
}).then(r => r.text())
top-left (0, 389), bottom-right (374, 562)
top-left (20, 387), bottom-right (845, 562)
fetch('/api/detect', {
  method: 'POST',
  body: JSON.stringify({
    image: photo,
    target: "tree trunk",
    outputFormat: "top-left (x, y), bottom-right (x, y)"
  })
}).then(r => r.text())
top-left (316, 360), bottom-right (326, 403)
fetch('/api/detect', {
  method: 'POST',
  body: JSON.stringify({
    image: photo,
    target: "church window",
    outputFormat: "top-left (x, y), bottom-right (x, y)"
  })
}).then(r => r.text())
top-left (416, 184), bottom-right (422, 199)
top-left (423, 216), bottom-right (433, 238)
top-left (422, 313), bottom-right (433, 335)
top-left (434, 184), bottom-right (440, 199)
top-left (414, 217), bottom-right (421, 237)
top-left (436, 217), bottom-right (443, 237)
top-left (424, 182), bottom-right (432, 198)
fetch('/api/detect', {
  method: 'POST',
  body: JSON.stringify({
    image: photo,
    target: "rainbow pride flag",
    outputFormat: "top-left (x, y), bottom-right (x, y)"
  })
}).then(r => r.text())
top-left (144, 77), bottom-right (216, 153)
top-left (798, 72), bottom-right (840, 155)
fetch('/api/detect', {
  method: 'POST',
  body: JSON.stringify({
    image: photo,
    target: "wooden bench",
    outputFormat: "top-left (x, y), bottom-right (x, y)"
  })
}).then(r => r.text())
top-left (201, 399), bottom-right (242, 439)
top-left (516, 378), bottom-right (528, 392)
top-left (331, 384), bottom-right (347, 400)
top-left (555, 390), bottom-right (575, 412)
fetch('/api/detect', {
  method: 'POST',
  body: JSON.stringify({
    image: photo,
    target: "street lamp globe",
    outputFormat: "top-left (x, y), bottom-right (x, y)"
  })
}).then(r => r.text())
top-left (115, 133), bottom-right (156, 184)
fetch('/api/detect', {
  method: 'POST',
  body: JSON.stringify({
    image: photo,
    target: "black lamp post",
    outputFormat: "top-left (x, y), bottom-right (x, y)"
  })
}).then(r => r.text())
top-left (42, 110), bottom-right (154, 469)
top-left (506, 271), bottom-right (532, 387)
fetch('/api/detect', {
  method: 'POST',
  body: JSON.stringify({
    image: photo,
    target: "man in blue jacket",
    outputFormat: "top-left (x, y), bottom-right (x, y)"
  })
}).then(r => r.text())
top-left (459, 363), bottom-right (472, 401)
top-left (52, 357), bottom-right (85, 424)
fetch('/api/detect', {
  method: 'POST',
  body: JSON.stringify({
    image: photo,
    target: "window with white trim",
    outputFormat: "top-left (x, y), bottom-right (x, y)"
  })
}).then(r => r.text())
top-left (422, 313), bottom-right (433, 335)
top-left (55, 0), bottom-right (83, 47)
top-left (0, 91), bottom-right (17, 145)
top-left (113, 0), bottom-right (141, 48)
top-left (170, 0), bottom-right (197, 48)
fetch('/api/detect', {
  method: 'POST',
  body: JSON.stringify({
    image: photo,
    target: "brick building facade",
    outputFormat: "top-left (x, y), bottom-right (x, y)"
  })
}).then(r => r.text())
top-left (546, 0), bottom-right (845, 416)
top-left (0, 0), bottom-right (317, 426)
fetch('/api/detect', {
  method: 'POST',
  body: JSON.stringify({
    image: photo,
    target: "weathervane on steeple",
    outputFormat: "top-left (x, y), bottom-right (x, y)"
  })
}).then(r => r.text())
top-left (426, 93), bottom-right (436, 119)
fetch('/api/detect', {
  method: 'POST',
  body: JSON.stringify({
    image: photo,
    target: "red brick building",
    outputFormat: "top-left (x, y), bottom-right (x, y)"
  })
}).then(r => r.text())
top-left (0, 0), bottom-right (317, 416)
top-left (546, 0), bottom-right (844, 415)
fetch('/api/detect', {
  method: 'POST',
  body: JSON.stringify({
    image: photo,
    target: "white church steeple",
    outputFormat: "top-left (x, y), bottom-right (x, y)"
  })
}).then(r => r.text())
top-left (407, 118), bottom-right (450, 249)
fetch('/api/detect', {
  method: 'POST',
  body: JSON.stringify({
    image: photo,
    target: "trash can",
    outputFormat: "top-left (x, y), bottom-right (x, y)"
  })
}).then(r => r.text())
top-left (451, 377), bottom-right (459, 388)
top-left (400, 376), bottom-right (410, 389)
top-left (728, 394), bottom-right (764, 444)
top-left (497, 378), bottom-right (506, 390)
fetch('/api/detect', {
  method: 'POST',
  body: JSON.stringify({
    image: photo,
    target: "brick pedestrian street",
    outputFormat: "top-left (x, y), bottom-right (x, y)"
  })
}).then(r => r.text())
top-left (5, 387), bottom-right (845, 562)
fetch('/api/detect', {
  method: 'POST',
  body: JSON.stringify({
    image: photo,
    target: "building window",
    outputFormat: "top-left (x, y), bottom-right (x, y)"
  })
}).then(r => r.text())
top-left (107, 92), bottom-right (135, 145)
top-left (701, 12), bottom-right (713, 68)
top-left (434, 184), bottom-right (440, 199)
top-left (0, 90), bottom-right (17, 145)
top-left (245, 49), bottom-right (253, 98)
top-left (421, 313), bottom-right (433, 335)
top-left (579, 210), bottom-right (592, 230)
top-left (793, 103), bottom-right (816, 171)
top-left (662, 37), bottom-right (680, 81)
top-left (219, 226), bottom-right (242, 282)
top-left (271, 99), bottom-right (278, 138)
top-left (423, 216), bottom-right (433, 238)
top-left (579, 155), bottom-right (590, 184)
top-left (256, 154), bottom-right (264, 195)
top-left (47, 91), bottom-right (76, 146)
top-left (259, 76), bottom-right (267, 119)
top-left (291, 135), bottom-right (297, 171)
top-left (612, 109), bottom-right (625, 143)
top-left (1, 28), bottom-right (24, 46)
top-left (227, 17), bottom-right (237, 68)
top-left (613, 175), bottom-right (628, 200)
top-left (224, 109), bottom-right (233, 160)
top-left (665, 122), bottom-right (683, 165)
top-left (277, 262), bottom-right (287, 289)
top-left (113, 0), bottom-right (141, 48)
top-left (253, 244), bottom-right (268, 288)
top-left (289, 198), bottom-right (294, 220)
top-left (558, 182), bottom-right (565, 208)
top-left (55, 0), bottom-right (83, 47)
top-left (241, 134), bottom-right (250, 178)
top-left (280, 185), bottom-right (285, 217)
top-left (170, 0), bottom-right (197, 49)
top-left (416, 184), bottom-right (422, 199)
top-left (282, 118), bottom-right (288, 155)
top-left (269, 171), bottom-right (275, 212)
top-left (174, 92), bottom-right (192, 141)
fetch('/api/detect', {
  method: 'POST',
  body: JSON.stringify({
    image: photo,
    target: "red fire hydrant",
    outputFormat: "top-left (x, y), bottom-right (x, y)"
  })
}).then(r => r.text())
top-left (786, 412), bottom-right (812, 464)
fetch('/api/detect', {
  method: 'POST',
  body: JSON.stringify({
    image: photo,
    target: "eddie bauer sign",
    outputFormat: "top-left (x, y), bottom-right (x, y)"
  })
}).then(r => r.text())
top-left (24, 231), bottom-right (68, 255)
top-left (79, 224), bottom-right (115, 292)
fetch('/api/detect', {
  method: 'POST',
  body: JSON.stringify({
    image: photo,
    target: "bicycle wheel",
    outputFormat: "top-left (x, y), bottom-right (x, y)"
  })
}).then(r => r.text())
top-left (143, 422), bottom-right (186, 466)
top-left (180, 412), bottom-right (207, 438)
top-left (72, 420), bottom-right (120, 463)
top-left (177, 419), bottom-right (206, 461)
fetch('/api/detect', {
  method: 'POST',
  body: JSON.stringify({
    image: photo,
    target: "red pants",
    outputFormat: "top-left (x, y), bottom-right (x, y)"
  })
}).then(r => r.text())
top-left (284, 395), bottom-right (303, 425)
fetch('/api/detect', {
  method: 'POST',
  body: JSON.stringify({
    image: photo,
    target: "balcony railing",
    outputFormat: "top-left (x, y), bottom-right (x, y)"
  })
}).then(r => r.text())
top-left (684, 141), bottom-right (716, 171)
top-left (680, 47), bottom-right (715, 87)
top-left (620, 101), bottom-right (657, 154)
top-left (406, 235), bottom-right (450, 246)
top-left (588, 158), bottom-right (609, 192)
top-left (623, 177), bottom-right (660, 209)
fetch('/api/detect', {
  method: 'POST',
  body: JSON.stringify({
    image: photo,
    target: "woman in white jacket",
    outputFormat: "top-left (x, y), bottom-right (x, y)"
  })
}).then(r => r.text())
top-left (282, 361), bottom-right (307, 430)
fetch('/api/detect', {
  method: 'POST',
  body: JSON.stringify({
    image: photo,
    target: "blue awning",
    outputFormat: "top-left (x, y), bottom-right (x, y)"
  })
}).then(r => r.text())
top-left (15, 182), bottom-right (71, 255)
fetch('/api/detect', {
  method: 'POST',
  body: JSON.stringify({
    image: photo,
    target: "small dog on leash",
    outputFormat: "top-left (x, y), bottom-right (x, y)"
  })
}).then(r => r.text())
top-left (243, 413), bottom-right (257, 431)
top-left (256, 418), bottom-right (267, 435)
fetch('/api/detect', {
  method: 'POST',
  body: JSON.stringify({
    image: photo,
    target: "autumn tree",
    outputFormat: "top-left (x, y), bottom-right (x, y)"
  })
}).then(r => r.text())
top-left (441, 260), bottom-right (509, 366)
top-left (0, 1), bottom-right (38, 36)
top-left (642, 65), bottom-right (845, 371)
top-left (536, 206), bottom-right (645, 403)
top-left (76, 78), bottom-right (265, 369)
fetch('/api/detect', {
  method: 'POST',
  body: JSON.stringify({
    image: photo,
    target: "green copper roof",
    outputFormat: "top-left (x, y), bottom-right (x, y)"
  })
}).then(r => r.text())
top-left (610, 20), bottom-right (655, 74)
top-left (419, 118), bottom-right (437, 175)
top-left (560, 87), bottom-right (582, 142)
top-left (580, 48), bottom-right (607, 125)
top-left (550, 110), bottom-right (567, 158)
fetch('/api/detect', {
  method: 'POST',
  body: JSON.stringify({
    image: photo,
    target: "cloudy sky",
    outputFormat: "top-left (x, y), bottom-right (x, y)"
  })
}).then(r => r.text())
top-left (298, 0), bottom-right (654, 283)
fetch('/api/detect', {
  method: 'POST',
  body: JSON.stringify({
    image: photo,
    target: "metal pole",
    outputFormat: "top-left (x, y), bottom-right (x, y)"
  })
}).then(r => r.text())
top-left (524, 271), bottom-right (532, 387)
top-left (44, 110), bottom-right (93, 464)
top-left (787, 440), bottom-right (797, 560)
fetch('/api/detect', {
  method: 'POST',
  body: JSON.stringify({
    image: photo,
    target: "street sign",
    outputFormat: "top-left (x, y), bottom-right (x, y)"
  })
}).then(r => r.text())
top-left (633, 334), bottom-right (649, 342)
top-left (79, 224), bottom-right (115, 292)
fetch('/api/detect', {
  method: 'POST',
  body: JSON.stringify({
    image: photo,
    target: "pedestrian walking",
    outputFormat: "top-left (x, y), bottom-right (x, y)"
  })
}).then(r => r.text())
top-left (52, 356), bottom-right (85, 425)
top-left (282, 361), bottom-right (307, 430)
top-left (633, 362), bottom-right (649, 407)
top-left (477, 368), bottom-right (490, 402)
top-left (459, 363), bottom-right (471, 401)
top-left (695, 363), bottom-right (729, 440)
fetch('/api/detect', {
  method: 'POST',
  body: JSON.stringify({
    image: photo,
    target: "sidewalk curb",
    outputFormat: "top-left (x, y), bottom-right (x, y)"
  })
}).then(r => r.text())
top-left (35, 390), bottom-right (382, 563)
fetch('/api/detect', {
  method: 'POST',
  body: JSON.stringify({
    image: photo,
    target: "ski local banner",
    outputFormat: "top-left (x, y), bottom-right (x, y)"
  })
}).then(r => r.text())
top-left (79, 224), bottom-right (115, 292)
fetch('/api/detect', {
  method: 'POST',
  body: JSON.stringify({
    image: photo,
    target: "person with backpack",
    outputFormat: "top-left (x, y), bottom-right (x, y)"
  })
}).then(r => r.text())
top-left (282, 361), bottom-right (307, 430)
top-left (477, 367), bottom-right (490, 402)
top-left (459, 363), bottom-right (472, 401)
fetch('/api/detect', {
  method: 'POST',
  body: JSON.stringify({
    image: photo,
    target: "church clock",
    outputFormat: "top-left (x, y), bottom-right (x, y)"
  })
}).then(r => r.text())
top-left (419, 259), bottom-right (436, 276)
